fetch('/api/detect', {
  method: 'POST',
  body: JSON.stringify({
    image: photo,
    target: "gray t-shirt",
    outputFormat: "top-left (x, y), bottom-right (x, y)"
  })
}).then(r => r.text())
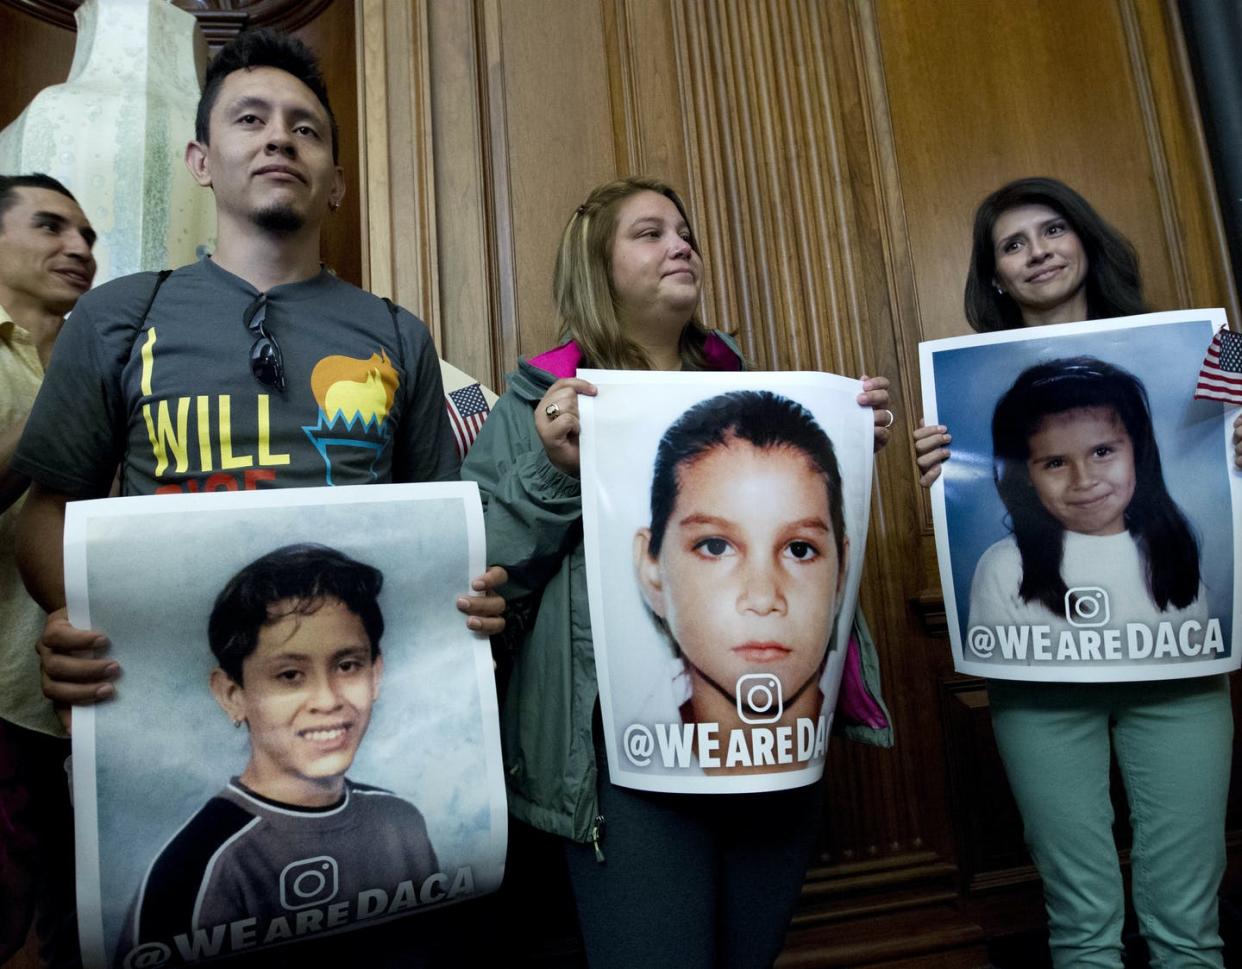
top-left (14, 257), bottom-right (458, 496)
top-left (117, 779), bottom-right (440, 966)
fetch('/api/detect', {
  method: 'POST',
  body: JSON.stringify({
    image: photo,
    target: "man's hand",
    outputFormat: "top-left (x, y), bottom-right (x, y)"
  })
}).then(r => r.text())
top-left (37, 607), bottom-right (119, 731)
top-left (457, 565), bottom-right (509, 635)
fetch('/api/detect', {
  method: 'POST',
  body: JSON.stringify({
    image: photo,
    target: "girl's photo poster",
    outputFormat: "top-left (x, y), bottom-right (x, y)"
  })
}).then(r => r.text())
top-left (920, 310), bottom-right (1241, 682)
top-left (65, 484), bottom-right (507, 969)
top-left (580, 370), bottom-right (873, 794)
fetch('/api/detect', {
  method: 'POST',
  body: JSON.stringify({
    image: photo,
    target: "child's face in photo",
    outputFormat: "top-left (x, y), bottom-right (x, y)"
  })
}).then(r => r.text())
top-left (215, 596), bottom-right (382, 805)
top-left (1025, 405), bottom-right (1136, 536)
top-left (638, 440), bottom-right (847, 706)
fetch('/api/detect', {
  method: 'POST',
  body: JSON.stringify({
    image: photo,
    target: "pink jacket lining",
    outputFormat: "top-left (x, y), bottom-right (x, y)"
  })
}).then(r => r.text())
top-left (528, 333), bottom-right (742, 379)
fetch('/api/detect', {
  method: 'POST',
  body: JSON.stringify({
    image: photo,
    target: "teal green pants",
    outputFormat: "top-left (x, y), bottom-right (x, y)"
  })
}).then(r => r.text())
top-left (988, 675), bottom-right (1232, 969)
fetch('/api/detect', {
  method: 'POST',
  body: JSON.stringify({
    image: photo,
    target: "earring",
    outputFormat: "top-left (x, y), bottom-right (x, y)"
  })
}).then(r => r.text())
top-left (233, 717), bottom-right (244, 729)
top-left (992, 281), bottom-right (1005, 295)
top-left (329, 199), bottom-right (340, 212)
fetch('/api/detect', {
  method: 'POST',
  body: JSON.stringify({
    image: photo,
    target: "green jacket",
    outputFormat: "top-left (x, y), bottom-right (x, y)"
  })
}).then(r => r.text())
top-left (462, 337), bottom-right (893, 843)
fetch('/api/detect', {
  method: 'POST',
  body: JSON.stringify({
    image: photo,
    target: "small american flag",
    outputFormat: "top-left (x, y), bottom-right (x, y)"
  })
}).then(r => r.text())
top-left (445, 383), bottom-right (491, 458)
top-left (1194, 329), bottom-right (1242, 405)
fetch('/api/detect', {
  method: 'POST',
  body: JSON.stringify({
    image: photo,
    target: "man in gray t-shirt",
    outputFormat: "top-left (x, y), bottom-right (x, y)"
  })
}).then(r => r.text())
top-left (15, 28), bottom-right (507, 721)
top-left (15, 26), bottom-right (505, 969)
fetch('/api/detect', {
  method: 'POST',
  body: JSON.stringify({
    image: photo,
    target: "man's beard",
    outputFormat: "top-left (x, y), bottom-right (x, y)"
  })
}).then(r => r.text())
top-left (252, 203), bottom-right (304, 234)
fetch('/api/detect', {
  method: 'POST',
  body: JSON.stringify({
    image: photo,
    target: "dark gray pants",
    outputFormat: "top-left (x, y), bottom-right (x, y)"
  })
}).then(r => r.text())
top-left (564, 755), bottom-right (824, 969)
top-left (0, 719), bottom-right (80, 969)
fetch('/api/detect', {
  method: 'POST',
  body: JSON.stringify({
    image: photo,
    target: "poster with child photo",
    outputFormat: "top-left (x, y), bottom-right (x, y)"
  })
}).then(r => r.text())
top-left (919, 310), bottom-right (1241, 682)
top-left (66, 484), bottom-right (507, 969)
top-left (580, 371), bottom-right (875, 794)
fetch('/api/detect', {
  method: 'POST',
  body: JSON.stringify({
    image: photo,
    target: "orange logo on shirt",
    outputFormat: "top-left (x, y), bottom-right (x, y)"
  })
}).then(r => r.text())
top-left (310, 351), bottom-right (398, 429)
top-left (303, 350), bottom-right (401, 485)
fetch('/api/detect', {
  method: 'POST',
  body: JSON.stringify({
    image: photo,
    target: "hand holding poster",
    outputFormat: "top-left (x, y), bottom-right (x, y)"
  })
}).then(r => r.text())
top-left (920, 310), bottom-right (1241, 682)
top-left (65, 484), bottom-right (507, 968)
top-left (580, 371), bottom-right (873, 793)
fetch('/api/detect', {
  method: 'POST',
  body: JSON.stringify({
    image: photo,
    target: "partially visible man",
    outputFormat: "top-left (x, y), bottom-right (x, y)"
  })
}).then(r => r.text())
top-left (0, 173), bottom-right (96, 966)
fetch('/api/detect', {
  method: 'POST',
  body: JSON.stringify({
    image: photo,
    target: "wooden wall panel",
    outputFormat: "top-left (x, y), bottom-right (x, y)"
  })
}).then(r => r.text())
top-left (1128, 0), bottom-right (1239, 322)
top-left (602, 0), bottom-right (690, 188)
top-left (497, 0), bottom-right (617, 360)
top-left (419, 0), bottom-right (1237, 962)
top-left (424, 0), bottom-right (619, 386)
top-left (295, 0), bottom-right (361, 287)
top-left (427, 0), bottom-right (496, 386)
top-left (354, 0), bottom-right (437, 328)
top-left (0, 7), bottom-right (74, 131)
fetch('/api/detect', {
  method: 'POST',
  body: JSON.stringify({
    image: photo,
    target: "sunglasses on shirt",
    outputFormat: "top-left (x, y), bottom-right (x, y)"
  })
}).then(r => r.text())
top-left (242, 292), bottom-right (286, 392)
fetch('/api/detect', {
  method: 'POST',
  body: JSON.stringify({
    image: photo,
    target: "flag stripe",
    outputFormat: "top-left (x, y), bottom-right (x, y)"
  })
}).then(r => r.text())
top-left (1200, 371), bottom-right (1242, 387)
top-left (1194, 329), bottom-right (1242, 405)
top-left (445, 398), bottom-right (469, 458)
top-left (1195, 387), bottom-right (1242, 403)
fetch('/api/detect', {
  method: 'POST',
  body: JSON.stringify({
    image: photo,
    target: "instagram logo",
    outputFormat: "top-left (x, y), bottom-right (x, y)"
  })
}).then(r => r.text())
top-left (1065, 587), bottom-right (1110, 628)
top-left (736, 673), bottom-right (783, 724)
top-left (279, 856), bottom-right (339, 911)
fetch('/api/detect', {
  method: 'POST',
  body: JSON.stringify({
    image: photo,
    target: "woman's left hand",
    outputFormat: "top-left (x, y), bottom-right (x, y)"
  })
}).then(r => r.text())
top-left (457, 565), bottom-right (509, 635)
top-left (1234, 412), bottom-right (1242, 470)
top-left (859, 375), bottom-right (893, 453)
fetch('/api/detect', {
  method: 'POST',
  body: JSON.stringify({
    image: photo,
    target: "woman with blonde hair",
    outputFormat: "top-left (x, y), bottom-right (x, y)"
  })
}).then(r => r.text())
top-left (463, 175), bottom-right (893, 967)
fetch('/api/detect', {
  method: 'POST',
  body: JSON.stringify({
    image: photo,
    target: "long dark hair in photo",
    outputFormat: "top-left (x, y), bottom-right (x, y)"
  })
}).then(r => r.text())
top-left (991, 356), bottom-right (1199, 613)
top-left (965, 177), bottom-right (1148, 332)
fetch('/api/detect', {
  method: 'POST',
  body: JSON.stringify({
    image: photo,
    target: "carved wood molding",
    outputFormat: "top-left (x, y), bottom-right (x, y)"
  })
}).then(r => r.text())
top-left (476, 0), bottom-right (519, 379)
top-left (0, 0), bottom-right (76, 27)
top-left (670, 0), bottom-right (861, 373)
top-left (1136, 0), bottom-right (1241, 321)
top-left (911, 589), bottom-right (948, 638)
top-left (845, 0), bottom-right (937, 534)
top-left (0, 0), bottom-right (85, 27)
top-left (602, 0), bottom-right (642, 175)
top-left (779, 904), bottom-right (987, 969)
top-left (419, 0), bottom-right (507, 389)
top-left (1157, 0), bottom-right (1242, 320)
top-left (795, 852), bottom-right (958, 923)
top-left (1117, 0), bottom-right (1193, 310)
top-left (0, 0), bottom-right (333, 43)
top-left (355, 0), bottom-right (441, 345)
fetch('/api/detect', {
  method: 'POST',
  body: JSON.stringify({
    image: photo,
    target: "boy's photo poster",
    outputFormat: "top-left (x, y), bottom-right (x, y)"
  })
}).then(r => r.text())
top-left (66, 483), bottom-right (507, 968)
top-left (920, 310), bottom-right (1241, 682)
top-left (580, 370), bottom-right (873, 794)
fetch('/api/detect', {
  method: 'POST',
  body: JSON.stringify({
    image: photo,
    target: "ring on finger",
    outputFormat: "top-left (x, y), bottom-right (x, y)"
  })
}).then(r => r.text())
top-left (545, 402), bottom-right (560, 418)
top-left (881, 409), bottom-right (895, 429)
